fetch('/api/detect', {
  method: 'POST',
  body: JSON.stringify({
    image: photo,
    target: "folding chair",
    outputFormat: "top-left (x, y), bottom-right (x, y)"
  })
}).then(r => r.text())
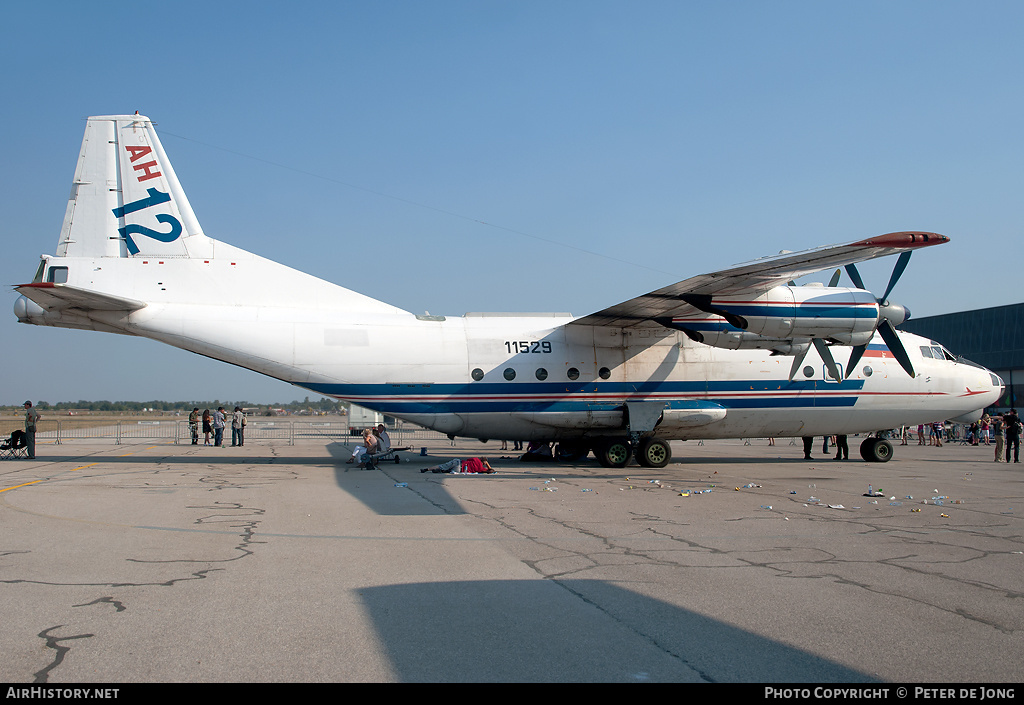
top-left (0, 430), bottom-right (29, 460)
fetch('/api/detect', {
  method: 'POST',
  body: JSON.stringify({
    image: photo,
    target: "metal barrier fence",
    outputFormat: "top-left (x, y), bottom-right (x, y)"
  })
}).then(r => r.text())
top-left (16, 420), bottom-right (980, 446)
top-left (25, 420), bottom-right (450, 445)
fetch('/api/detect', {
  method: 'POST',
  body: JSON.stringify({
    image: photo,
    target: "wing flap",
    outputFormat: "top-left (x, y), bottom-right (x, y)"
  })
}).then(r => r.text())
top-left (570, 232), bottom-right (947, 329)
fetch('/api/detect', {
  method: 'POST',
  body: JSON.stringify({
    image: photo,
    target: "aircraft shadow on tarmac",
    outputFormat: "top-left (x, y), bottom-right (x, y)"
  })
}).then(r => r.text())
top-left (358, 579), bottom-right (879, 683)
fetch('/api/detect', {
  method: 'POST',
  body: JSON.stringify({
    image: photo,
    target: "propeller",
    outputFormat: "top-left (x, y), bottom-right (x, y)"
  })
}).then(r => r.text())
top-left (843, 251), bottom-right (915, 378)
top-left (787, 269), bottom-right (844, 381)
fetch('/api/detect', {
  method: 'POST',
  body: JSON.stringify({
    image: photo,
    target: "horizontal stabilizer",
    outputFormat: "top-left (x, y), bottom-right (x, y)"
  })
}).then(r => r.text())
top-left (15, 282), bottom-right (146, 312)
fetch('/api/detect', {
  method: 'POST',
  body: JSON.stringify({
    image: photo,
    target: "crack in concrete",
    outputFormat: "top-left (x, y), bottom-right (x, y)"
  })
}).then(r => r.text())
top-left (449, 477), bottom-right (1023, 640)
top-left (5, 458), bottom-right (275, 682)
top-left (33, 626), bottom-right (94, 684)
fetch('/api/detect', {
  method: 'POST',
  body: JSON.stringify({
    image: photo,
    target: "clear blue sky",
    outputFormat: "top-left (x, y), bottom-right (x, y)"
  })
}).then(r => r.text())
top-left (3, 1), bottom-right (1022, 405)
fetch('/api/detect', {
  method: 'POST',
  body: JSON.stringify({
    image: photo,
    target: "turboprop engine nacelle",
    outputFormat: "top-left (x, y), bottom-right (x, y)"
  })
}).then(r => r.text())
top-left (666, 285), bottom-right (881, 351)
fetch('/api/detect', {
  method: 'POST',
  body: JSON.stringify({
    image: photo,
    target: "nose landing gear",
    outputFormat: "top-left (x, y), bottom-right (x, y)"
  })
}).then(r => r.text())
top-left (860, 437), bottom-right (893, 462)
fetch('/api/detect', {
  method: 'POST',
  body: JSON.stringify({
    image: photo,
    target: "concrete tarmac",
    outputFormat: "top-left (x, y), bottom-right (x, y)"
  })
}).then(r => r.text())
top-left (1, 435), bottom-right (1021, 683)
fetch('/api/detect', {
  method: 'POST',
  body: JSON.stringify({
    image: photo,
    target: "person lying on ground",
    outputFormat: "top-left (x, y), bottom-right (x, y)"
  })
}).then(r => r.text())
top-left (421, 457), bottom-right (495, 474)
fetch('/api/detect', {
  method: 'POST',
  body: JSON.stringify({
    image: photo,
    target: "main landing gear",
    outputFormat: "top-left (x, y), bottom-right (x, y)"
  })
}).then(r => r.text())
top-left (592, 437), bottom-right (671, 469)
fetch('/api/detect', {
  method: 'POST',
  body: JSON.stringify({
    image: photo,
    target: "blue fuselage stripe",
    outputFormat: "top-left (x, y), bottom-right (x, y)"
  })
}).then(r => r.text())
top-left (301, 379), bottom-right (865, 413)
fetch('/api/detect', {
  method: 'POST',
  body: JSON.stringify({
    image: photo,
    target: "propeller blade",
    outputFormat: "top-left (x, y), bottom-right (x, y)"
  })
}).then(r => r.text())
top-left (813, 338), bottom-right (842, 381)
top-left (880, 251), bottom-right (912, 303)
top-left (845, 344), bottom-right (868, 379)
top-left (844, 263), bottom-right (866, 291)
top-left (827, 269), bottom-right (842, 287)
top-left (877, 319), bottom-right (916, 377)
top-left (789, 345), bottom-right (810, 381)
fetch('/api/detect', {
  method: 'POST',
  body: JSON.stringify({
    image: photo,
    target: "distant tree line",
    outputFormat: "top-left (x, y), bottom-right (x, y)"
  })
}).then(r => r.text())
top-left (3, 397), bottom-right (348, 414)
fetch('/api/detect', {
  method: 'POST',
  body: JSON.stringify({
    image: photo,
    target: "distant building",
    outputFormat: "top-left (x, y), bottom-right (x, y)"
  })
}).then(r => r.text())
top-left (900, 302), bottom-right (1024, 411)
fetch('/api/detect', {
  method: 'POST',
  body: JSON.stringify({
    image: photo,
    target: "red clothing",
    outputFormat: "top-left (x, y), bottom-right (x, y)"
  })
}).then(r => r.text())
top-left (461, 458), bottom-right (488, 473)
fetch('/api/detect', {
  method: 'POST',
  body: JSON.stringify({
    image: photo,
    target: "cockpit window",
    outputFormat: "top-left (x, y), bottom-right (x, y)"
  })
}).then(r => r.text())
top-left (47, 266), bottom-right (68, 284)
top-left (920, 345), bottom-right (954, 361)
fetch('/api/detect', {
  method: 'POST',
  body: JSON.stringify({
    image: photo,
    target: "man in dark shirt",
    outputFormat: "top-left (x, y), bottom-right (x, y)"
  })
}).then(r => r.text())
top-left (1003, 410), bottom-right (1021, 463)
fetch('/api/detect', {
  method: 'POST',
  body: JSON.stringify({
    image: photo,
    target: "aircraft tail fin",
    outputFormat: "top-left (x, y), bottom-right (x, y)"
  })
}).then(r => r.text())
top-left (57, 114), bottom-right (211, 259)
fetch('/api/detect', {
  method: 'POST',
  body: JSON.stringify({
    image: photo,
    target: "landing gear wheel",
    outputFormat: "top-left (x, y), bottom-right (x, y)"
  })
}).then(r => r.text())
top-left (636, 438), bottom-right (671, 468)
top-left (596, 439), bottom-right (632, 468)
top-left (859, 437), bottom-right (893, 463)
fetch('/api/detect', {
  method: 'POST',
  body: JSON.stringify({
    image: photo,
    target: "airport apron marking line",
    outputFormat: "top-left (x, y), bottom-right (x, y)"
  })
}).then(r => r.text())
top-left (0, 446), bottom-right (156, 494)
top-left (0, 463), bottom-right (98, 494)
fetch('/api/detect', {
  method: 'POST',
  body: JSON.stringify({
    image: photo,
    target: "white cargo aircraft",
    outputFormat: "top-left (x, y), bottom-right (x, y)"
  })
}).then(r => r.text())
top-left (14, 115), bottom-right (1003, 467)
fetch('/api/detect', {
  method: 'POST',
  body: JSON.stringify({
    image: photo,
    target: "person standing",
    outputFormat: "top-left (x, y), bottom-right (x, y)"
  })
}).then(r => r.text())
top-left (188, 407), bottom-right (200, 445)
top-left (231, 406), bottom-right (246, 447)
top-left (202, 409), bottom-right (213, 445)
top-left (23, 401), bottom-right (40, 459)
top-left (993, 414), bottom-right (1004, 462)
top-left (1004, 410), bottom-right (1021, 463)
top-left (213, 407), bottom-right (226, 447)
top-left (833, 434), bottom-right (849, 461)
top-left (802, 436), bottom-right (813, 460)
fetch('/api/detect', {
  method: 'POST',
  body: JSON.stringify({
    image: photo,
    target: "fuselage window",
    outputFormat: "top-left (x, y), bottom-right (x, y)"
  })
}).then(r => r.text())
top-left (599, 367), bottom-right (611, 379)
top-left (47, 266), bottom-right (68, 284)
top-left (863, 366), bottom-right (873, 377)
top-left (802, 366), bottom-right (814, 378)
top-left (471, 368), bottom-right (484, 381)
top-left (567, 367), bottom-right (580, 380)
top-left (535, 368), bottom-right (548, 380)
top-left (503, 368), bottom-right (516, 381)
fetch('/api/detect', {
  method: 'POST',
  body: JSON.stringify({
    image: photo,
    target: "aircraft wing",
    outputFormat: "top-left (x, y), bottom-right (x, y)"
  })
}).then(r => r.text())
top-left (570, 232), bottom-right (948, 328)
top-left (15, 282), bottom-right (147, 312)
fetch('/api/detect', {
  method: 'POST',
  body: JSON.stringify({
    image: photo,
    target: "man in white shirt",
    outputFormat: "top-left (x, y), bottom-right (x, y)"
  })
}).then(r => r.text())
top-left (375, 423), bottom-right (391, 452)
top-left (23, 401), bottom-right (40, 459)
